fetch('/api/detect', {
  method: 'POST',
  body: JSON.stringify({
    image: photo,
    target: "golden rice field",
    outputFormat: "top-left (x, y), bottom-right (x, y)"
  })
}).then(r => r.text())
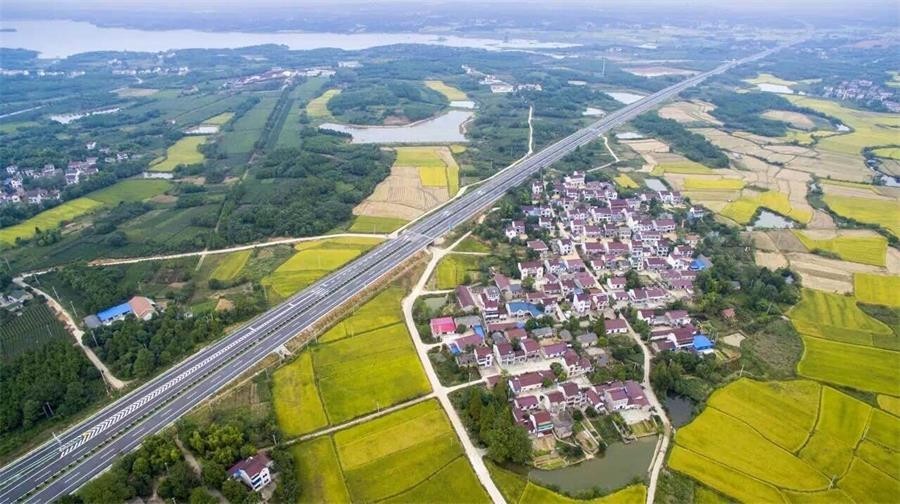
top-left (149, 135), bottom-right (207, 172)
top-left (789, 289), bottom-right (894, 348)
top-left (307, 88), bottom-right (341, 119)
top-left (720, 190), bottom-right (812, 224)
top-left (853, 273), bottom-right (900, 308)
top-left (872, 147), bottom-right (900, 160)
top-left (318, 286), bottom-right (405, 344)
top-left (786, 96), bottom-right (900, 156)
top-left (487, 461), bottom-right (647, 504)
top-left (614, 174), bottom-right (640, 188)
top-left (822, 194), bottom-right (900, 237)
top-left (650, 161), bottom-right (714, 175)
top-left (424, 80), bottom-right (469, 101)
top-left (209, 250), bottom-right (251, 281)
top-left (669, 378), bottom-right (900, 503)
top-left (394, 146), bottom-right (461, 195)
top-left (793, 231), bottom-right (887, 267)
top-left (291, 400), bottom-right (488, 503)
top-left (682, 177), bottom-right (745, 190)
top-left (799, 336), bottom-right (900, 395)
top-left (261, 237), bottom-right (382, 299)
top-left (0, 179), bottom-right (172, 245)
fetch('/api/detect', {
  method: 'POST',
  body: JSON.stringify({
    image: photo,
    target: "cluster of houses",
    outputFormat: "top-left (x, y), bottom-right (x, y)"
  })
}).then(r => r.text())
top-left (822, 79), bottom-right (900, 113)
top-left (461, 64), bottom-right (542, 94)
top-left (1, 154), bottom-right (106, 206)
top-left (426, 170), bottom-right (720, 440)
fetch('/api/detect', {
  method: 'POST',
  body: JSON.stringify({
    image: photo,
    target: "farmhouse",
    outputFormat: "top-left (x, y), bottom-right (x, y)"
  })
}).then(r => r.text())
top-left (228, 452), bottom-right (273, 491)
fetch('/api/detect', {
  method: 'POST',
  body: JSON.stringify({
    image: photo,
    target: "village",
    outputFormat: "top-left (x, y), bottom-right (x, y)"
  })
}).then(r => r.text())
top-left (422, 169), bottom-right (718, 467)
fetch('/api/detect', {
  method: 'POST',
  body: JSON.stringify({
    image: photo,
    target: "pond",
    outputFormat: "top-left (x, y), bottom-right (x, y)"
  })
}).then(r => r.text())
top-left (528, 436), bottom-right (657, 493)
top-left (756, 83), bottom-right (794, 94)
top-left (0, 19), bottom-right (577, 59)
top-left (643, 178), bottom-right (667, 192)
top-left (607, 92), bottom-right (646, 105)
top-left (583, 107), bottom-right (606, 117)
top-left (320, 110), bottom-right (473, 144)
top-left (752, 210), bottom-right (794, 229)
top-left (664, 395), bottom-right (695, 428)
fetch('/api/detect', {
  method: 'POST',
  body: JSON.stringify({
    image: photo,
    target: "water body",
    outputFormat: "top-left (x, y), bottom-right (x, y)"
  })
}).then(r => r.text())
top-left (607, 92), bottom-right (646, 105)
top-left (50, 107), bottom-right (120, 124)
top-left (320, 110), bottom-right (472, 144)
top-left (664, 395), bottom-right (695, 428)
top-left (0, 19), bottom-right (576, 59)
top-left (449, 100), bottom-right (476, 109)
top-left (643, 178), bottom-right (667, 192)
top-left (753, 210), bottom-right (794, 229)
top-left (757, 83), bottom-right (794, 94)
top-left (528, 436), bottom-right (657, 493)
top-left (582, 107), bottom-right (606, 117)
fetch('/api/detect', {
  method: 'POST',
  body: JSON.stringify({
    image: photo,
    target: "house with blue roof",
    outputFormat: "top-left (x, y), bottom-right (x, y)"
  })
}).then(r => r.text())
top-left (94, 296), bottom-right (157, 326)
top-left (693, 334), bottom-right (714, 354)
top-left (506, 301), bottom-right (542, 319)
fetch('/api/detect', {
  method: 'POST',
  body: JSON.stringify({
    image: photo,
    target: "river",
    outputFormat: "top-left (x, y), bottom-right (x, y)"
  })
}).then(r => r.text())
top-left (0, 19), bottom-right (576, 59)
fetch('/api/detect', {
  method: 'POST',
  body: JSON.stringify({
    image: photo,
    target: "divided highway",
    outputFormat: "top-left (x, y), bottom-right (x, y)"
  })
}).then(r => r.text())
top-left (0, 45), bottom-right (781, 503)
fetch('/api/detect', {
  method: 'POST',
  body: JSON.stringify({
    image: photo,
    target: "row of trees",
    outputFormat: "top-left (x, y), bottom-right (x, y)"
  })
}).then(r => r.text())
top-left (454, 380), bottom-right (532, 465)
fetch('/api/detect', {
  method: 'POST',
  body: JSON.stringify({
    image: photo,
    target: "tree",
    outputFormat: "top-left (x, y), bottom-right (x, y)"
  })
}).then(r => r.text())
top-left (189, 488), bottom-right (218, 504)
top-left (592, 318), bottom-right (606, 338)
top-left (132, 348), bottom-right (155, 378)
top-left (485, 413), bottom-right (532, 464)
top-left (223, 478), bottom-right (251, 504)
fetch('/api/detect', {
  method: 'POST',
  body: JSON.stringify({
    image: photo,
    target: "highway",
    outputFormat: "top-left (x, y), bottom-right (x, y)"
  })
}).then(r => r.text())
top-left (0, 44), bottom-right (782, 503)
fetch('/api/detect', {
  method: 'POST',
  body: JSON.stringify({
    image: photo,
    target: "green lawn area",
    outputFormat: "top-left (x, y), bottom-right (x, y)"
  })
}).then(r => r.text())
top-left (432, 253), bottom-right (482, 289)
top-left (261, 237), bottom-right (382, 299)
top-left (348, 215), bottom-right (408, 233)
top-left (313, 322), bottom-right (430, 424)
top-left (149, 136), bottom-right (207, 172)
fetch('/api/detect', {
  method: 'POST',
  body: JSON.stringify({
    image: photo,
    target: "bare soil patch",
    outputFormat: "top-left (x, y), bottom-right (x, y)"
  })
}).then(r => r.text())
top-left (761, 110), bottom-right (816, 130)
top-left (755, 251), bottom-right (789, 269)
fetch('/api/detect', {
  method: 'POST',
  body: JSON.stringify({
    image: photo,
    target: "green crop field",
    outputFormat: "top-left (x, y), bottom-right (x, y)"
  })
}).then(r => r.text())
top-left (210, 250), bottom-right (251, 281)
top-left (319, 287), bottom-right (405, 343)
top-left (433, 253), bottom-right (482, 289)
top-left (87, 179), bottom-right (172, 205)
top-left (720, 190), bottom-right (812, 224)
top-left (614, 174), bottom-right (640, 189)
top-left (0, 198), bottom-right (102, 245)
top-left (786, 96), bottom-right (900, 157)
top-left (668, 446), bottom-right (787, 504)
top-left (823, 194), bottom-right (900, 237)
top-left (682, 177), bottom-right (745, 190)
top-left (793, 231), bottom-right (887, 266)
top-left (202, 112), bottom-right (234, 125)
top-left (0, 303), bottom-right (70, 362)
top-left (291, 437), bottom-right (351, 503)
top-left (261, 237), bottom-right (382, 299)
top-left (220, 94), bottom-right (280, 155)
top-left (272, 352), bottom-right (328, 438)
top-left (854, 273), bottom-right (900, 308)
top-left (149, 136), bottom-right (207, 172)
top-left (348, 215), bottom-right (408, 233)
top-left (876, 395), bottom-right (900, 417)
top-left (798, 388), bottom-right (871, 477)
top-left (395, 146), bottom-right (448, 168)
top-left (707, 379), bottom-right (820, 452)
top-left (392, 146), bottom-right (461, 195)
top-left (454, 236), bottom-right (491, 253)
top-left (307, 89), bottom-right (341, 119)
top-left (275, 77), bottom-right (328, 149)
top-left (789, 289), bottom-right (894, 348)
top-left (798, 336), bottom-right (900, 395)
top-left (313, 322), bottom-right (430, 424)
top-left (873, 147), bottom-right (900, 160)
top-left (839, 457), bottom-right (900, 503)
top-left (424, 80), bottom-right (468, 101)
top-left (286, 400), bottom-right (489, 503)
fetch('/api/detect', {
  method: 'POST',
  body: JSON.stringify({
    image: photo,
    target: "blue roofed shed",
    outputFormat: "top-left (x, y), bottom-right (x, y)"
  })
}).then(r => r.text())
top-left (693, 335), bottom-right (714, 353)
top-left (506, 302), bottom-right (542, 318)
top-left (97, 302), bottom-right (133, 324)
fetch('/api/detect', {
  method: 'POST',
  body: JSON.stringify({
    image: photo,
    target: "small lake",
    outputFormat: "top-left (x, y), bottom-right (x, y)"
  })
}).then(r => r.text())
top-left (583, 107), bottom-right (606, 117)
top-left (320, 110), bottom-right (472, 144)
top-left (50, 107), bottom-right (120, 124)
top-left (664, 395), bottom-right (695, 428)
top-left (0, 19), bottom-right (576, 59)
top-left (752, 210), bottom-right (794, 229)
top-left (528, 436), bottom-right (656, 493)
top-left (757, 83), bottom-right (794, 94)
top-left (450, 100), bottom-right (475, 109)
top-left (607, 92), bottom-right (646, 105)
top-left (643, 178), bottom-right (667, 192)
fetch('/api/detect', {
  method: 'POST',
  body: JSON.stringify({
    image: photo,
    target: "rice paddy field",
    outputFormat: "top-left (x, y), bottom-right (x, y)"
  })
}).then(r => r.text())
top-left (798, 336), bottom-right (900, 396)
top-left (424, 80), bottom-right (468, 101)
top-left (669, 378), bottom-right (900, 503)
top-left (394, 146), bottom-right (461, 196)
top-left (220, 95), bottom-right (280, 155)
top-left (822, 194), bottom-right (900, 237)
top-left (0, 303), bottom-right (70, 362)
top-left (614, 174), bottom-right (640, 188)
top-left (720, 190), bottom-right (812, 224)
top-left (785, 96), bottom-right (900, 157)
top-left (872, 147), bottom-right (900, 160)
top-left (307, 89), bottom-right (341, 120)
top-left (272, 352), bottom-right (329, 438)
top-left (650, 161), bottom-right (714, 175)
top-left (149, 135), bottom-right (207, 172)
top-left (788, 289), bottom-right (895, 349)
top-left (209, 250), bottom-right (251, 281)
top-left (682, 177), bottom-right (745, 190)
top-left (432, 253), bottom-right (483, 289)
top-left (347, 215), bottom-right (408, 233)
top-left (487, 461), bottom-right (648, 504)
top-left (318, 287), bottom-right (405, 344)
top-left (0, 179), bottom-right (172, 245)
top-left (261, 237), bottom-right (382, 299)
top-left (291, 400), bottom-right (488, 503)
top-left (793, 231), bottom-right (887, 267)
top-left (202, 112), bottom-right (234, 126)
top-left (853, 273), bottom-right (900, 308)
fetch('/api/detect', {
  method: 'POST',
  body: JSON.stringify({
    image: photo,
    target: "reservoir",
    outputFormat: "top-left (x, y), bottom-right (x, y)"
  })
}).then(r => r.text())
top-left (528, 436), bottom-right (657, 493)
top-left (0, 19), bottom-right (576, 59)
top-left (320, 110), bottom-right (472, 144)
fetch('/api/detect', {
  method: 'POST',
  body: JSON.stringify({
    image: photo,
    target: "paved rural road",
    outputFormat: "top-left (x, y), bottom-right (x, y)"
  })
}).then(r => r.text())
top-left (0, 44), bottom-right (784, 503)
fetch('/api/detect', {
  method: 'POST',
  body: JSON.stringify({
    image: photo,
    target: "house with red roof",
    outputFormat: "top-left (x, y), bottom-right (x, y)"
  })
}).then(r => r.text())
top-left (228, 452), bottom-right (273, 491)
top-left (430, 317), bottom-right (457, 337)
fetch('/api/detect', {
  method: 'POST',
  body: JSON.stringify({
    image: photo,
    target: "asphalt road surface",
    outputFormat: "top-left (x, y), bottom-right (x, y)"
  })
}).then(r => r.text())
top-left (0, 43), bottom-right (784, 503)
